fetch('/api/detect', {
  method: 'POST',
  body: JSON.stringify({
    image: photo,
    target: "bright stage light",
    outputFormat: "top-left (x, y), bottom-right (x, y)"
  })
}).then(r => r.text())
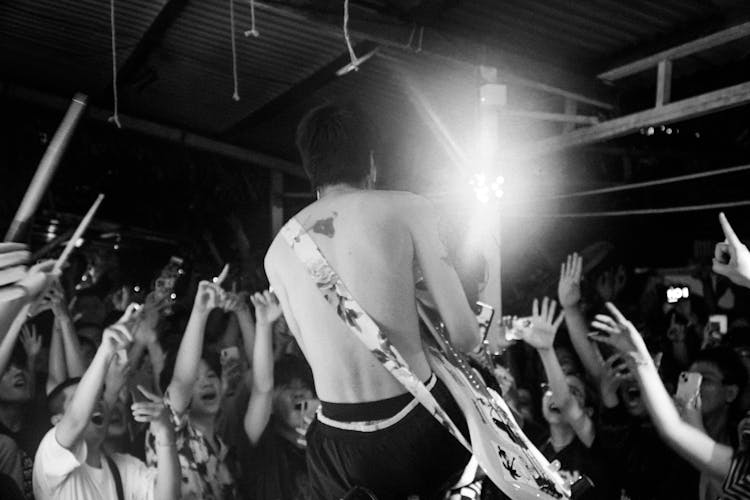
top-left (469, 173), bottom-right (505, 204)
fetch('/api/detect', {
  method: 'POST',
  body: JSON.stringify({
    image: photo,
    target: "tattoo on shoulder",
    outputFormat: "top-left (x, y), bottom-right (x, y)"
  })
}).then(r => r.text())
top-left (311, 212), bottom-right (338, 238)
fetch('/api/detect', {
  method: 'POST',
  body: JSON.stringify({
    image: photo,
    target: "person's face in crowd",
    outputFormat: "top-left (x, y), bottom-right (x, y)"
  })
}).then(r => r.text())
top-left (555, 348), bottom-right (579, 376)
top-left (189, 359), bottom-right (222, 417)
top-left (619, 380), bottom-right (646, 417)
top-left (541, 375), bottom-right (588, 425)
top-left (106, 395), bottom-right (129, 440)
top-left (77, 325), bottom-right (103, 344)
top-left (52, 385), bottom-right (109, 445)
top-left (273, 378), bottom-right (316, 431)
top-left (77, 336), bottom-right (97, 368)
top-left (0, 363), bottom-right (32, 404)
top-left (690, 361), bottom-right (739, 417)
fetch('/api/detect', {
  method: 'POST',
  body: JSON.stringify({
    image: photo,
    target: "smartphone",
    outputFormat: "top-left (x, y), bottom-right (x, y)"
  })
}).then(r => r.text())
top-left (220, 346), bottom-right (240, 365)
top-left (676, 371), bottom-right (703, 402)
top-left (666, 285), bottom-right (690, 304)
top-left (709, 314), bottom-right (728, 335)
top-left (474, 301), bottom-right (495, 342)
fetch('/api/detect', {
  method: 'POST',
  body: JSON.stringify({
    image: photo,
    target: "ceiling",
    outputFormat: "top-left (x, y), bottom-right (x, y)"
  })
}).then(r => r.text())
top-left (2, 0), bottom-right (750, 165)
top-left (3, 1), bottom-right (750, 277)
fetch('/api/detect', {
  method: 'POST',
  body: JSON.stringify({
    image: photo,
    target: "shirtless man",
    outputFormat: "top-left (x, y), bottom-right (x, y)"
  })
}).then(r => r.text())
top-left (264, 103), bottom-right (481, 499)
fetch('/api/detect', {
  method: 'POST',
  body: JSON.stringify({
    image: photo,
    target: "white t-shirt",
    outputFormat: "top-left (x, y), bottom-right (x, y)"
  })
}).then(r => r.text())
top-left (33, 427), bottom-right (156, 500)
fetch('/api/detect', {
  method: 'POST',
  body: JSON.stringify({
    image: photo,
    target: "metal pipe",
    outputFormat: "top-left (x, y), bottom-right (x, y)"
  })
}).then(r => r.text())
top-left (5, 93), bottom-right (88, 241)
top-left (0, 82), bottom-right (305, 179)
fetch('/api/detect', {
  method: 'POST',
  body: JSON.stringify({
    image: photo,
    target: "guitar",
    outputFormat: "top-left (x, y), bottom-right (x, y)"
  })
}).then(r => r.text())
top-left (417, 301), bottom-right (570, 500)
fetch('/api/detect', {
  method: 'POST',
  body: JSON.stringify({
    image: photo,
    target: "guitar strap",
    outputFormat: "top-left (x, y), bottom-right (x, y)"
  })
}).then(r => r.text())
top-left (280, 217), bottom-right (471, 451)
top-left (105, 454), bottom-right (124, 500)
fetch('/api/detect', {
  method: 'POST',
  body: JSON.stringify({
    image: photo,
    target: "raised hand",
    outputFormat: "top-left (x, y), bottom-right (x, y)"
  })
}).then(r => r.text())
top-left (193, 265), bottom-right (229, 314)
top-left (100, 304), bottom-right (138, 357)
top-left (558, 253), bottom-right (583, 309)
top-left (590, 303), bottom-right (648, 361)
top-left (251, 290), bottom-right (282, 325)
top-left (222, 291), bottom-right (250, 315)
top-left (712, 212), bottom-right (750, 288)
top-left (0, 243), bottom-right (30, 294)
top-left (131, 385), bottom-right (174, 442)
top-left (20, 324), bottom-right (42, 359)
top-left (520, 297), bottom-right (565, 351)
top-left (600, 354), bottom-right (633, 402)
top-left (0, 252), bottom-right (57, 303)
top-left (30, 279), bottom-right (66, 317)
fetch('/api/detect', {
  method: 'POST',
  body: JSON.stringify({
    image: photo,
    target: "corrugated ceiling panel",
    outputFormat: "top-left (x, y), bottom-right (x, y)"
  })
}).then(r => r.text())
top-left (125, 0), bottom-right (348, 133)
top-left (0, 0), bottom-right (168, 95)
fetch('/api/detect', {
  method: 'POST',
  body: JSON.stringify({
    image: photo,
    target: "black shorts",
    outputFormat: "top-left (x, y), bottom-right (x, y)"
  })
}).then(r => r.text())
top-left (306, 376), bottom-right (472, 500)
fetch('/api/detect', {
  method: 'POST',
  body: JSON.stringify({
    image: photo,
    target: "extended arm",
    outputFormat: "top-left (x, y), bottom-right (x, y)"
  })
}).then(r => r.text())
top-left (56, 313), bottom-right (134, 449)
top-left (522, 297), bottom-right (595, 446)
top-left (244, 290), bottom-right (279, 445)
top-left (558, 253), bottom-right (604, 381)
top-left (409, 198), bottom-right (479, 352)
top-left (167, 276), bottom-right (226, 414)
top-left (131, 386), bottom-right (179, 500)
top-left (592, 303), bottom-right (733, 480)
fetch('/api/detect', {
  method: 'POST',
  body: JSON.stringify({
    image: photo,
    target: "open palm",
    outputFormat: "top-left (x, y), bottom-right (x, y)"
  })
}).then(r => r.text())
top-left (521, 297), bottom-right (565, 351)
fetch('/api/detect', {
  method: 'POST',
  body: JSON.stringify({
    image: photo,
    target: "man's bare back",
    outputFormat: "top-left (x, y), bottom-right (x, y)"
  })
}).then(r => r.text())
top-left (265, 189), bottom-right (479, 404)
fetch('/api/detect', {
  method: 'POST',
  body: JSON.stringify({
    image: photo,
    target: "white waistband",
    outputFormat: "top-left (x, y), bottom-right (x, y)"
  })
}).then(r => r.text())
top-left (317, 374), bottom-right (437, 432)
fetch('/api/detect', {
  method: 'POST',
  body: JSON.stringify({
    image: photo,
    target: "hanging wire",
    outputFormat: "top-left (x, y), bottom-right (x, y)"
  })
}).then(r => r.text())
top-left (244, 0), bottom-right (259, 37)
top-left (547, 162), bottom-right (750, 201)
top-left (416, 26), bottom-right (424, 53)
top-left (108, 0), bottom-right (121, 128)
top-left (502, 162), bottom-right (750, 206)
top-left (510, 199), bottom-right (750, 218)
top-left (230, 0), bottom-right (240, 101)
top-left (343, 0), bottom-right (360, 67)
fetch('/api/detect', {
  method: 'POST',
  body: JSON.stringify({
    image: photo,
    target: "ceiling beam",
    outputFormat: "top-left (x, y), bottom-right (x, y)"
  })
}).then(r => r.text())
top-left (254, 1), bottom-right (612, 110)
top-left (223, 40), bottom-right (379, 136)
top-left (523, 80), bottom-right (750, 158)
top-left (1, 81), bottom-right (304, 178)
top-left (599, 21), bottom-right (750, 82)
top-left (99, 0), bottom-right (189, 95)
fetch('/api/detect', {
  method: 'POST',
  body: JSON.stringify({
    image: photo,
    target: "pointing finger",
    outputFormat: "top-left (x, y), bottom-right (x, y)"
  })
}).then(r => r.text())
top-left (719, 212), bottom-right (742, 247)
top-left (214, 264), bottom-right (230, 285)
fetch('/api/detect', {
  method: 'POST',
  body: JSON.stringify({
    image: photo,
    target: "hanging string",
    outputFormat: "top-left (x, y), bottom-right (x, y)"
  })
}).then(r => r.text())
top-left (508, 199), bottom-right (750, 218)
top-left (244, 0), bottom-right (259, 37)
top-left (416, 26), bottom-right (424, 53)
top-left (108, 0), bottom-right (121, 128)
top-left (230, 0), bottom-right (240, 101)
top-left (343, 0), bottom-right (360, 68)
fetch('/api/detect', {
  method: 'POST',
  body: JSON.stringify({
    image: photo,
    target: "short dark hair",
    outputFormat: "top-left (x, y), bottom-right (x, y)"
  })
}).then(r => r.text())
top-left (295, 103), bottom-right (377, 190)
top-left (47, 378), bottom-right (81, 415)
top-left (694, 346), bottom-right (748, 392)
top-left (159, 349), bottom-right (222, 394)
top-left (274, 354), bottom-right (314, 392)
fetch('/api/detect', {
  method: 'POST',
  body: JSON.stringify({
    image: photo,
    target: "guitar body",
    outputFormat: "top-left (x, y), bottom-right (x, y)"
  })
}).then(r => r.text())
top-left (419, 306), bottom-right (569, 500)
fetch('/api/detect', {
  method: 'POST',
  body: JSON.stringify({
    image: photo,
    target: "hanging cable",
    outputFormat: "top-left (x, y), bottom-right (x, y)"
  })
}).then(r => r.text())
top-left (230, 0), bottom-right (240, 101)
top-left (244, 0), bottom-right (259, 37)
top-left (343, 0), bottom-right (359, 67)
top-left (108, 0), bottom-right (121, 128)
top-left (547, 162), bottom-right (750, 201)
top-left (510, 199), bottom-right (750, 218)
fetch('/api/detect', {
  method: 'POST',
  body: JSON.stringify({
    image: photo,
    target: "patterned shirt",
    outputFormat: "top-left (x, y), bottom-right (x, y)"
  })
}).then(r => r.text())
top-left (145, 393), bottom-right (237, 500)
top-left (722, 451), bottom-right (750, 500)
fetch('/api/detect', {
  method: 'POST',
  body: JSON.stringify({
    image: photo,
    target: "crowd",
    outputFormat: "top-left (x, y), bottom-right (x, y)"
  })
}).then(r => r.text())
top-left (2, 171), bottom-right (750, 499)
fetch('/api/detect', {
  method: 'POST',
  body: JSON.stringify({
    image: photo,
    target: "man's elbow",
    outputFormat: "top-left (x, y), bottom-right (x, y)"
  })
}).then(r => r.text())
top-left (453, 329), bottom-right (481, 353)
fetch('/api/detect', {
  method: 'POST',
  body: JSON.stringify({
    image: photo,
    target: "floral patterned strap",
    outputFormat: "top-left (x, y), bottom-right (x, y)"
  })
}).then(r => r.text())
top-left (280, 217), bottom-right (471, 451)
